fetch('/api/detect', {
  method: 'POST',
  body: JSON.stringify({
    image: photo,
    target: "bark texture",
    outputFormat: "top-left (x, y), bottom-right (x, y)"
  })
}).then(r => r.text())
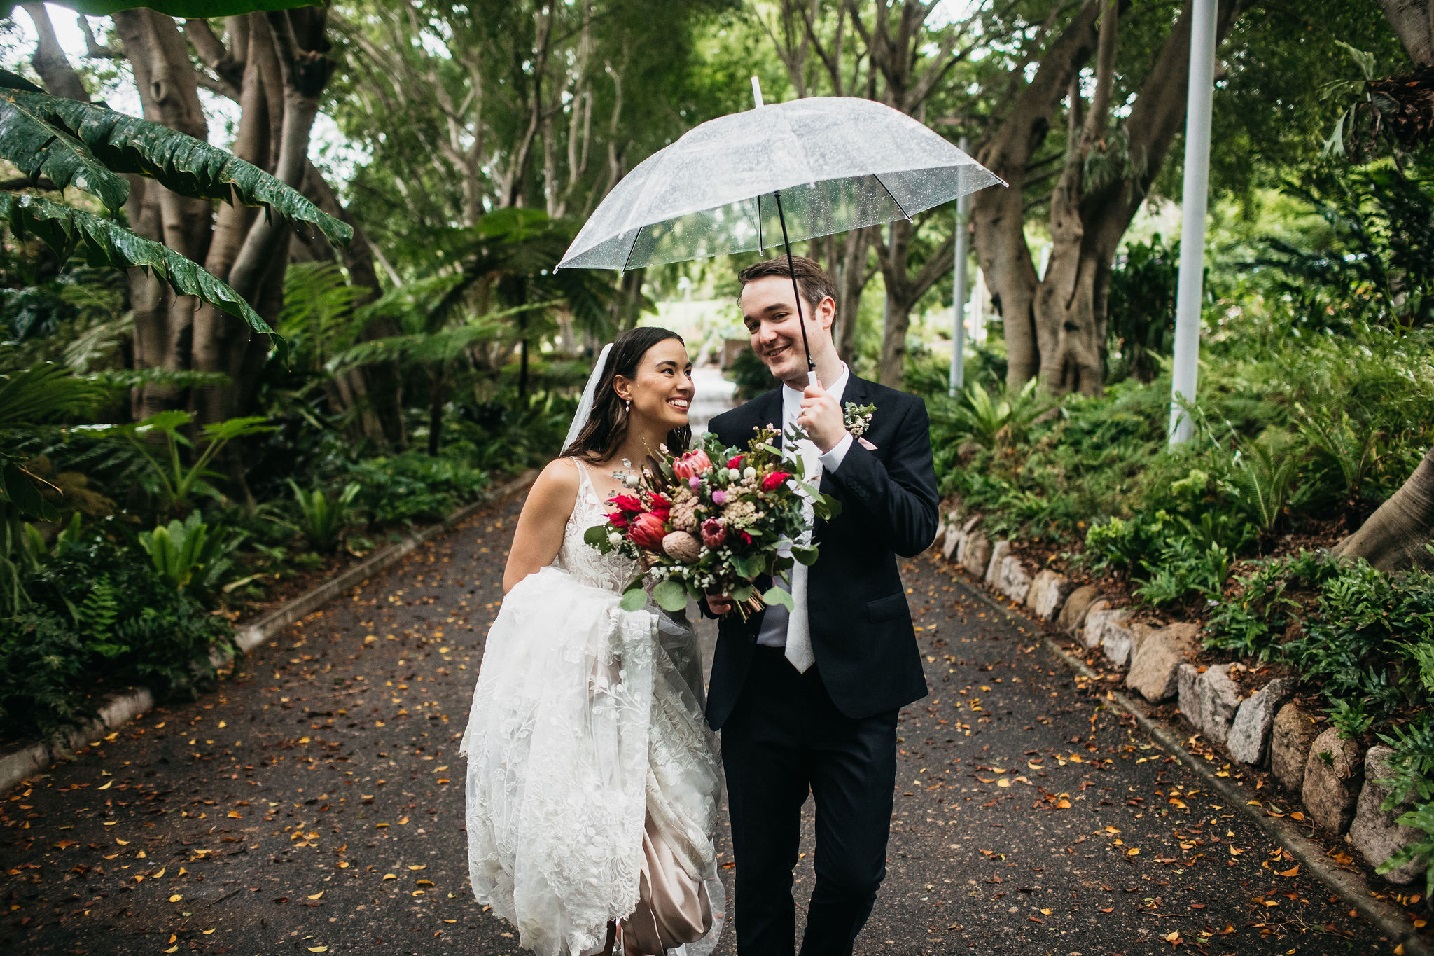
top-left (1333, 447), bottom-right (1434, 571)
top-left (973, 0), bottom-right (1244, 395)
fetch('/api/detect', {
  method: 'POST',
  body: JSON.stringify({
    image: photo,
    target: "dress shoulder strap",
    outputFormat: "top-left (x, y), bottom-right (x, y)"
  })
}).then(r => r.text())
top-left (569, 457), bottom-right (598, 504)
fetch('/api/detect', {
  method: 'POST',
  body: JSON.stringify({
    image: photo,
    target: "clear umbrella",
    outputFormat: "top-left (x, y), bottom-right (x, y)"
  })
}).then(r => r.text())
top-left (557, 88), bottom-right (1003, 372)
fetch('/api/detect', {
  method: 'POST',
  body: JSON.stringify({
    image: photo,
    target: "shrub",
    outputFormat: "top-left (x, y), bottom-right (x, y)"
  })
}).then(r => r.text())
top-left (344, 450), bottom-right (490, 527)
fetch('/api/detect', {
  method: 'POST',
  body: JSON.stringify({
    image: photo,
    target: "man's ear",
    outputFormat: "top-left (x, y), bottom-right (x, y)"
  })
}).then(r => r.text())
top-left (816, 295), bottom-right (837, 333)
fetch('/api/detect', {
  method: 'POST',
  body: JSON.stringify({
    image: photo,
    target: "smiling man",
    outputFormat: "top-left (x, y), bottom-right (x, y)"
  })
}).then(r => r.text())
top-left (704, 255), bottom-right (940, 956)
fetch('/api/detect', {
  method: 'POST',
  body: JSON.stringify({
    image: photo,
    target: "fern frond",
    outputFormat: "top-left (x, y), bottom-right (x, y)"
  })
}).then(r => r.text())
top-left (0, 192), bottom-right (271, 335)
top-left (0, 363), bottom-right (105, 428)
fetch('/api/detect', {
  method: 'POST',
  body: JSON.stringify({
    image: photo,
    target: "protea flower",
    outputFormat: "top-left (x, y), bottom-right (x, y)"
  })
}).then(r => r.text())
top-left (662, 530), bottom-right (702, 563)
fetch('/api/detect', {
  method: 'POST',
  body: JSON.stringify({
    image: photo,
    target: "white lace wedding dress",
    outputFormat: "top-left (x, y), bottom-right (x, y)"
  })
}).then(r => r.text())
top-left (461, 460), bottom-right (725, 956)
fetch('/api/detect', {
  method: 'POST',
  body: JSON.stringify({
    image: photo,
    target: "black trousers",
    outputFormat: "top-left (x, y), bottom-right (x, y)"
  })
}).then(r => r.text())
top-left (720, 645), bottom-right (899, 956)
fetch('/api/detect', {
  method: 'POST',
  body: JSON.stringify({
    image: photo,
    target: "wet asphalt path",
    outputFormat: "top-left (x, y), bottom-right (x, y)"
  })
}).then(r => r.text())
top-left (0, 488), bottom-right (1398, 955)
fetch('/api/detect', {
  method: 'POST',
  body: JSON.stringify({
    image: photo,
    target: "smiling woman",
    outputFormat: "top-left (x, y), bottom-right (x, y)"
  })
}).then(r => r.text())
top-left (461, 325), bottom-right (726, 956)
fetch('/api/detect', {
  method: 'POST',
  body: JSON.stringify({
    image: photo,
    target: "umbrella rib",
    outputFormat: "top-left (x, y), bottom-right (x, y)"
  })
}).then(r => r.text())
top-left (873, 173), bottom-right (912, 221)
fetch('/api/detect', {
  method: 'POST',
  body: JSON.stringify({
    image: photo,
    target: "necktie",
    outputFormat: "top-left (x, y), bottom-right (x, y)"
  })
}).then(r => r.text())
top-left (784, 420), bottom-right (818, 674)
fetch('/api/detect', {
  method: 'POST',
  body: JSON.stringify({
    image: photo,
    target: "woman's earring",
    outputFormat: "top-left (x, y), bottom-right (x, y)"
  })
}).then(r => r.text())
top-left (623, 398), bottom-right (631, 414)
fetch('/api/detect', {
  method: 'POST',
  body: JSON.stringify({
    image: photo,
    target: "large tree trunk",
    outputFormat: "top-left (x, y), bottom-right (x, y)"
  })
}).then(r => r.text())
top-left (1333, 447), bottom-right (1434, 571)
top-left (971, 0), bottom-right (1102, 392)
top-left (109, 11), bottom-right (334, 426)
top-left (1335, 0), bottom-right (1434, 569)
top-left (975, 0), bottom-right (1244, 396)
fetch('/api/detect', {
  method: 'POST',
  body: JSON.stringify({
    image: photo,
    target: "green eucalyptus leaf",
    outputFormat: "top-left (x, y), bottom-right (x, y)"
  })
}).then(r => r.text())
top-left (791, 545), bottom-right (819, 566)
top-left (0, 193), bottom-right (272, 335)
top-left (583, 524), bottom-right (610, 549)
top-left (652, 578), bottom-right (689, 613)
top-left (730, 585), bottom-right (754, 604)
top-left (619, 587), bottom-right (648, 612)
top-left (761, 586), bottom-right (794, 611)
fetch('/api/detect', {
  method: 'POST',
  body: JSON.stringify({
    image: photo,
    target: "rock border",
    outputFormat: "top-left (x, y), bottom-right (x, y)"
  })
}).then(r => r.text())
top-left (935, 508), bottom-right (1433, 955)
top-left (0, 470), bottom-right (538, 798)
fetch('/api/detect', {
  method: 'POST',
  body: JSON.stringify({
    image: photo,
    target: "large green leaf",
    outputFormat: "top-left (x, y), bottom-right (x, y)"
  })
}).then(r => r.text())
top-left (0, 193), bottom-right (272, 335)
top-left (0, 90), bottom-right (129, 209)
top-left (0, 89), bottom-right (350, 245)
top-left (5, 1), bottom-right (321, 17)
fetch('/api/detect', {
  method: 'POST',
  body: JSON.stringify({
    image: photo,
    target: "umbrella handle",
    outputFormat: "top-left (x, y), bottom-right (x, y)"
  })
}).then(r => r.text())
top-left (772, 189), bottom-right (817, 377)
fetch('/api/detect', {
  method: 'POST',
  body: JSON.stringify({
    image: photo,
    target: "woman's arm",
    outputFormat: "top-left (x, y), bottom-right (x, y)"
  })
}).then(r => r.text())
top-left (502, 458), bottom-right (580, 594)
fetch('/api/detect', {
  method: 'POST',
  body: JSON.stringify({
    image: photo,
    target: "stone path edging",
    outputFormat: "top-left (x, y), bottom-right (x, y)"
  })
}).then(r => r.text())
top-left (0, 470), bottom-right (538, 798)
top-left (948, 563), bottom-right (1434, 956)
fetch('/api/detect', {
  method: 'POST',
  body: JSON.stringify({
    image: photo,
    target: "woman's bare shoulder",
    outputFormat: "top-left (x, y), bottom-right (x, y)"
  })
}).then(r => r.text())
top-left (528, 456), bottom-right (582, 505)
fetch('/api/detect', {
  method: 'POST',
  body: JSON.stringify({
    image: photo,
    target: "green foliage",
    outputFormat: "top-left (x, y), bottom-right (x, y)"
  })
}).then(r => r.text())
top-left (1106, 235), bottom-right (1179, 383)
top-left (727, 346), bottom-right (775, 401)
top-left (343, 450), bottom-right (489, 527)
top-left (1377, 716), bottom-right (1434, 894)
top-left (118, 411), bottom-right (274, 516)
top-left (0, 83), bottom-right (349, 242)
top-left (942, 379), bottom-right (1051, 453)
top-left (0, 523), bottom-right (233, 740)
top-left (137, 510), bottom-right (237, 597)
top-left (0, 193), bottom-right (272, 335)
top-left (1218, 429), bottom-right (1305, 535)
top-left (289, 481), bottom-right (359, 554)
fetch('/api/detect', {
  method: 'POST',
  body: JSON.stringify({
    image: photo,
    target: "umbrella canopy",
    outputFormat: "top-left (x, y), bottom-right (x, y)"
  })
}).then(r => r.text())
top-left (557, 96), bottom-right (1003, 272)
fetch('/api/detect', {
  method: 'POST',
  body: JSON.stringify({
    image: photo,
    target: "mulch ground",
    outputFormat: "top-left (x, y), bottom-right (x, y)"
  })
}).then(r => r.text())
top-left (0, 487), bottom-right (1412, 955)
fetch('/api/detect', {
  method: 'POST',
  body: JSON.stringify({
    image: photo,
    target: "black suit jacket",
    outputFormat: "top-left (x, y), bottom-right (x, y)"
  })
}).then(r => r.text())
top-left (705, 374), bottom-right (939, 729)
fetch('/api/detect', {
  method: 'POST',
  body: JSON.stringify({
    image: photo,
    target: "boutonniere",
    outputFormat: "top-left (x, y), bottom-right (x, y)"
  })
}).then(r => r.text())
top-left (844, 402), bottom-right (877, 450)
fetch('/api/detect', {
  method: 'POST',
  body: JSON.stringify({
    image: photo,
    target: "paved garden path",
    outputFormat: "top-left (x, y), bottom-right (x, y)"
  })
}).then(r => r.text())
top-left (0, 487), bottom-right (1401, 955)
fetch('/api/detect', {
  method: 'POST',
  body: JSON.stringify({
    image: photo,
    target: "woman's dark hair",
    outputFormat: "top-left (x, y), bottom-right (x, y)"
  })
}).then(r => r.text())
top-left (561, 326), bottom-right (691, 461)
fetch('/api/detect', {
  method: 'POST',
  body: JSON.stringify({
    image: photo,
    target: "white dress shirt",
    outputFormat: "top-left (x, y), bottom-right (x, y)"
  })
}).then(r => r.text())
top-left (756, 364), bottom-right (853, 654)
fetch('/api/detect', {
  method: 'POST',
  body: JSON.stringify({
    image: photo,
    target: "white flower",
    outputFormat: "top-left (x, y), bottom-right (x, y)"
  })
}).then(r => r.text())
top-left (743, 466), bottom-right (757, 480)
top-left (729, 467), bottom-right (741, 480)
top-left (608, 532), bottom-right (623, 546)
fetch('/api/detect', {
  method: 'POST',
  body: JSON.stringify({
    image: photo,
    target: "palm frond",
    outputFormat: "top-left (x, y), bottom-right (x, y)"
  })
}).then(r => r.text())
top-left (0, 192), bottom-right (271, 335)
top-left (0, 89), bottom-right (350, 245)
top-left (328, 304), bottom-right (541, 373)
top-left (0, 92), bottom-right (129, 209)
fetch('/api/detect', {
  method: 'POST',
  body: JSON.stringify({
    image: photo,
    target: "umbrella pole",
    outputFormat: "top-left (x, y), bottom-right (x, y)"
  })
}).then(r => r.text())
top-left (772, 189), bottom-right (816, 381)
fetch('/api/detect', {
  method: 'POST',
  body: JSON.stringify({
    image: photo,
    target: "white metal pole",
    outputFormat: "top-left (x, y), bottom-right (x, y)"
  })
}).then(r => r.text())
top-left (950, 137), bottom-right (971, 397)
top-left (1168, 0), bottom-right (1217, 446)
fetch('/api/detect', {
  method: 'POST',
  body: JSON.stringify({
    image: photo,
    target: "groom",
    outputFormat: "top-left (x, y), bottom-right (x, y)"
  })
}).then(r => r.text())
top-left (704, 255), bottom-right (938, 956)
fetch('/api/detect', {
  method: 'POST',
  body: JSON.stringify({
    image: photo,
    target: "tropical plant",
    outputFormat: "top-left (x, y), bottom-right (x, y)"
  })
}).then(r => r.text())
top-left (1219, 430), bottom-right (1306, 537)
top-left (289, 480), bottom-right (359, 554)
top-left (137, 510), bottom-right (236, 596)
top-left (1106, 235), bottom-right (1179, 383)
top-left (118, 412), bottom-right (274, 515)
top-left (0, 70), bottom-right (348, 337)
top-left (941, 378), bottom-right (1051, 453)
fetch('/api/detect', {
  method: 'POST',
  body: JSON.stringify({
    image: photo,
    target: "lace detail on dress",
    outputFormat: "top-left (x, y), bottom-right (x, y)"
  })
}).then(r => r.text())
top-left (557, 459), bottom-right (643, 594)
top-left (460, 458), bottom-right (723, 956)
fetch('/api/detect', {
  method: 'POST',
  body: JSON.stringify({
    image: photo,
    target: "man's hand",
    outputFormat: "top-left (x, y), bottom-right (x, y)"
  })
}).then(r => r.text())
top-left (705, 592), bottom-right (734, 617)
top-left (797, 383), bottom-right (845, 453)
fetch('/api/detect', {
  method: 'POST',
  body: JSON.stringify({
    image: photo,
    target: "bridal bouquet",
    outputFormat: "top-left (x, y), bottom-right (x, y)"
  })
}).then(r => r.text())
top-left (584, 427), bottom-right (839, 616)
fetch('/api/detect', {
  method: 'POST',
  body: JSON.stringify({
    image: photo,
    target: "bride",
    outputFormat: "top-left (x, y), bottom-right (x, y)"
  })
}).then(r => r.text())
top-left (461, 327), bottom-right (725, 956)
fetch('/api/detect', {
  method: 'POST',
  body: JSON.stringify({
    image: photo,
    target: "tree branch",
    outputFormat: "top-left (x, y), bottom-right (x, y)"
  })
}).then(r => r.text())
top-left (21, 4), bottom-right (89, 101)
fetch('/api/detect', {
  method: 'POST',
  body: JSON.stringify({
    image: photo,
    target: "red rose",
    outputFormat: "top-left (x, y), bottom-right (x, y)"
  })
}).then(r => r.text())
top-left (760, 471), bottom-right (793, 492)
top-left (726, 454), bottom-right (744, 470)
top-left (629, 512), bottom-right (668, 551)
top-left (736, 530), bottom-right (753, 545)
top-left (606, 512), bottom-right (630, 529)
top-left (610, 493), bottom-right (643, 514)
top-left (647, 492), bottom-right (673, 520)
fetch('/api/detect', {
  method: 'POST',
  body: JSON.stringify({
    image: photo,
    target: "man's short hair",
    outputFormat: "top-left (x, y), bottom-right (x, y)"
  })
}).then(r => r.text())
top-left (738, 255), bottom-right (837, 311)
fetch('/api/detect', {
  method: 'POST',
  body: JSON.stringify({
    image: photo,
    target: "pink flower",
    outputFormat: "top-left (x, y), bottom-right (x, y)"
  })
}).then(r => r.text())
top-left (700, 518), bottom-right (727, 548)
top-left (689, 475), bottom-right (701, 490)
top-left (711, 489), bottom-right (728, 506)
top-left (761, 471), bottom-right (793, 492)
top-left (673, 449), bottom-right (714, 481)
top-left (629, 513), bottom-right (668, 551)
